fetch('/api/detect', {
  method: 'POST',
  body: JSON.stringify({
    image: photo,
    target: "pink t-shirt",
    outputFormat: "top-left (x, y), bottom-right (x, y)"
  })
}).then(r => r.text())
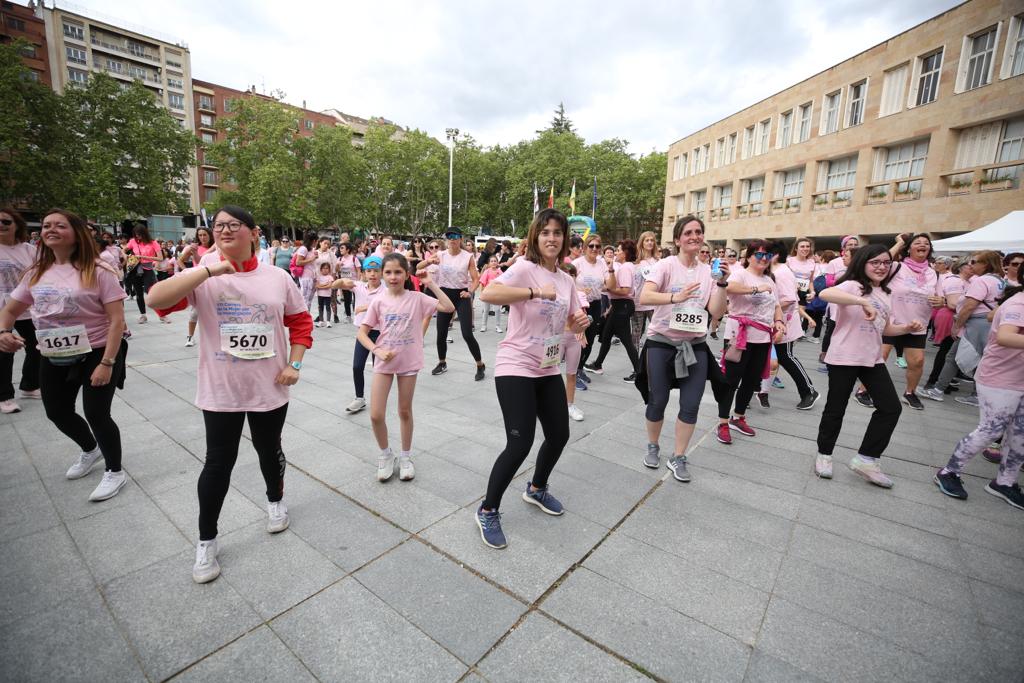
top-left (609, 261), bottom-right (635, 300)
top-left (726, 267), bottom-right (778, 344)
top-left (888, 262), bottom-right (937, 334)
top-left (823, 280), bottom-right (892, 367)
top-left (315, 273), bottom-right (334, 296)
top-left (572, 256), bottom-right (607, 302)
top-left (824, 256), bottom-right (847, 279)
top-left (297, 246), bottom-right (318, 280)
top-left (337, 254), bottom-right (360, 278)
top-left (352, 281), bottom-right (383, 327)
top-left (974, 292), bottom-right (1024, 391)
top-left (100, 246), bottom-right (122, 276)
top-left (633, 258), bottom-right (658, 312)
top-left (187, 262), bottom-right (306, 412)
top-left (11, 263), bottom-right (126, 348)
top-left (773, 264), bottom-right (804, 343)
top-left (361, 290), bottom-right (438, 374)
top-left (788, 257), bottom-right (817, 295)
top-left (645, 258), bottom-right (713, 342)
top-left (964, 274), bottom-right (1004, 318)
top-left (494, 259), bottom-right (581, 378)
top-left (479, 268), bottom-right (501, 289)
top-left (937, 272), bottom-right (965, 299)
top-left (126, 239), bottom-right (161, 270)
top-left (437, 249), bottom-right (471, 289)
top-left (0, 242), bottom-right (37, 321)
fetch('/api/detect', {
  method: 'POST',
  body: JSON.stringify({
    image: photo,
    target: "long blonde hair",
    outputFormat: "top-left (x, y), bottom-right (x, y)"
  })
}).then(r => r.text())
top-left (29, 209), bottom-right (100, 288)
top-left (636, 231), bottom-right (658, 262)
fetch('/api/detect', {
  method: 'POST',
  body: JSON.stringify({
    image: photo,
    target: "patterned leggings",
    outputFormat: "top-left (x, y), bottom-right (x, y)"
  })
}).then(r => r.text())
top-left (945, 382), bottom-right (1024, 487)
top-left (630, 310), bottom-right (652, 352)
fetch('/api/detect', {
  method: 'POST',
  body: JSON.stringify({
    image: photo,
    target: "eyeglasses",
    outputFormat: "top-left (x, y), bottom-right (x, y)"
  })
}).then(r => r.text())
top-left (587, 243), bottom-right (602, 250)
top-left (0, 219), bottom-right (13, 226)
top-left (751, 252), bottom-right (771, 260)
top-left (867, 258), bottom-right (892, 269)
top-left (699, 250), bottom-right (711, 254)
top-left (212, 221), bottom-right (243, 232)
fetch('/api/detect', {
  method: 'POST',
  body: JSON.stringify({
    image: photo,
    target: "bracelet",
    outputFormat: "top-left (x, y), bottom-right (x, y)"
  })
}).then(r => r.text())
top-left (669, 293), bottom-right (676, 304)
top-left (0, 328), bottom-right (13, 334)
top-left (100, 358), bottom-right (116, 367)
top-left (716, 282), bottom-right (728, 288)
top-left (204, 266), bottom-right (212, 279)
top-left (528, 287), bottom-right (534, 300)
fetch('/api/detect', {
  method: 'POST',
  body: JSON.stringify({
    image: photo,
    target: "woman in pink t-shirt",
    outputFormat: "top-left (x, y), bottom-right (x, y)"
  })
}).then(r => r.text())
top-left (0, 207), bottom-right (41, 414)
top-left (788, 237), bottom-right (817, 338)
top-left (335, 242), bottom-right (361, 323)
top-left (477, 256), bottom-right (503, 332)
top-left (357, 253), bottom-right (454, 484)
top-left (935, 288), bottom-right (1024, 507)
top-left (571, 233), bottom-right (608, 380)
top-left (764, 240), bottom-right (818, 410)
top-left (819, 236), bottom-right (859, 369)
top-left (147, 205), bottom-right (314, 585)
top-left (587, 239), bottom-right (641, 380)
top-left (474, 209), bottom-right (590, 549)
top-left (178, 226), bottom-right (214, 347)
top-left (716, 239), bottom-right (785, 444)
top-left (815, 244), bottom-right (924, 487)
top-left (631, 230), bottom-right (659, 350)
top-left (125, 224), bottom-right (162, 324)
top-left (0, 209), bottom-right (128, 503)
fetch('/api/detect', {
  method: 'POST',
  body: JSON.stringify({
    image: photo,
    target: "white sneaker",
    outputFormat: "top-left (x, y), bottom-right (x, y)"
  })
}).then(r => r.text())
top-left (192, 539), bottom-right (220, 584)
top-left (377, 449), bottom-right (396, 482)
top-left (0, 399), bottom-right (20, 414)
top-left (567, 403), bottom-right (584, 421)
top-left (399, 455), bottom-right (415, 481)
top-left (89, 469), bottom-right (127, 501)
top-left (267, 500), bottom-right (289, 533)
top-left (138, 314), bottom-right (147, 324)
top-left (159, 316), bottom-right (171, 324)
top-left (19, 389), bottom-right (41, 400)
top-left (326, 322), bottom-right (332, 328)
top-left (495, 328), bottom-right (503, 333)
top-left (478, 327), bottom-right (486, 333)
top-left (345, 397), bottom-right (366, 413)
top-left (814, 454), bottom-right (833, 479)
top-left (446, 336), bottom-right (454, 344)
top-left (345, 316), bottom-right (352, 324)
top-left (184, 336), bottom-right (195, 347)
top-left (66, 447), bottom-right (103, 479)
top-left (920, 387), bottom-right (944, 402)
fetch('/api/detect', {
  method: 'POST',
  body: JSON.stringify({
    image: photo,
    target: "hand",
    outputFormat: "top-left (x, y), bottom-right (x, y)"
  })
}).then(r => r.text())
top-left (676, 282), bottom-right (702, 301)
top-left (539, 284), bottom-right (556, 301)
top-left (927, 295), bottom-right (944, 308)
top-left (420, 268), bottom-right (431, 285)
top-left (716, 262), bottom-right (731, 282)
top-left (575, 331), bottom-right (586, 345)
top-left (603, 254), bottom-right (614, 266)
top-left (907, 319), bottom-right (925, 333)
top-left (275, 365), bottom-right (300, 386)
top-left (209, 259), bottom-right (236, 276)
top-left (0, 332), bottom-right (25, 353)
top-left (860, 302), bottom-right (877, 322)
top-left (569, 310), bottom-right (591, 333)
top-left (460, 290), bottom-right (471, 299)
top-left (807, 318), bottom-right (817, 329)
top-left (773, 329), bottom-right (784, 343)
top-left (372, 346), bottom-right (395, 362)
top-left (90, 363), bottom-right (112, 387)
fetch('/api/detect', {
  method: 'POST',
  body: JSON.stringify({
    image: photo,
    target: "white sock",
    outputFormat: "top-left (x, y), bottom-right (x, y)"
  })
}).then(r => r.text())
top-left (400, 450), bottom-right (411, 460)
top-left (381, 447), bottom-right (392, 457)
top-left (856, 454), bottom-right (877, 463)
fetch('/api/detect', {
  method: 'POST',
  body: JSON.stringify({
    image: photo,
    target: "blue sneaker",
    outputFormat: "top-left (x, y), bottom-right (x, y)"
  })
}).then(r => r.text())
top-left (575, 376), bottom-right (588, 391)
top-left (522, 482), bottom-right (564, 515)
top-left (772, 376), bottom-right (785, 389)
top-left (476, 506), bottom-right (507, 549)
top-left (578, 367), bottom-right (591, 384)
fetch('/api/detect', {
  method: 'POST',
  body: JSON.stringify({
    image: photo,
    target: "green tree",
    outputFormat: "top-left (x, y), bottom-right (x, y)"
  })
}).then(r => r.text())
top-left (539, 102), bottom-right (575, 136)
top-left (305, 124), bottom-right (365, 229)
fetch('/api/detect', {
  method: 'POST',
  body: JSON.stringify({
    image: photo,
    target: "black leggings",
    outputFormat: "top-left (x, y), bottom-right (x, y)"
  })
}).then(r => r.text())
top-left (317, 296), bottom-right (332, 322)
top-left (817, 363), bottom-right (901, 458)
top-left (353, 329), bottom-right (380, 399)
top-left (820, 316), bottom-right (837, 352)
top-left (774, 341), bottom-right (813, 398)
top-left (593, 299), bottom-right (640, 372)
top-left (436, 288), bottom-right (482, 363)
top-left (807, 309), bottom-right (825, 337)
top-left (341, 289), bottom-right (354, 318)
top-left (199, 403), bottom-right (288, 540)
top-left (717, 342), bottom-right (771, 418)
top-left (40, 348), bottom-right (123, 471)
top-left (483, 375), bottom-right (569, 510)
top-left (645, 342), bottom-right (709, 424)
top-left (927, 337), bottom-right (954, 386)
top-left (577, 298), bottom-right (606, 369)
top-left (132, 269), bottom-right (156, 315)
top-left (0, 319), bottom-right (41, 401)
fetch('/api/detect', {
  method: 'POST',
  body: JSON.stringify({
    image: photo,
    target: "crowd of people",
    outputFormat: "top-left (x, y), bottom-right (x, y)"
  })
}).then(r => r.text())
top-left (0, 204), bottom-right (1021, 584)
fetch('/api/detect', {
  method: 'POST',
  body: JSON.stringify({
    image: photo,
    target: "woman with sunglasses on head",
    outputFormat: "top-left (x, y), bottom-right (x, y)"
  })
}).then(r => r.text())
top-left (1003, 252), bottom-right (1022, 288)
top-left (587, 239), bottom-right (641, 382)
top-left (474, 209), bottom-right (590, 549)
top-left (0, 209), bottom-right (128, 500)
top-left (631, 231), bottom-right (659, 351)
top-left (572, 233), bottom-right (608, 383)
top-left (0, 207), bottom-right (42, 414)
top-left (715, 240), bottom-right (785, 445)
top-left (147, 205), bottom-right (313, 584)
top-left (814, 244), bottom-right (924, 486)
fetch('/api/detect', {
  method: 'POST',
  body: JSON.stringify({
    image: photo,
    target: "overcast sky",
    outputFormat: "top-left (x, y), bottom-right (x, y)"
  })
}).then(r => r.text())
top-left (71, 0), bottom-right (962, 154)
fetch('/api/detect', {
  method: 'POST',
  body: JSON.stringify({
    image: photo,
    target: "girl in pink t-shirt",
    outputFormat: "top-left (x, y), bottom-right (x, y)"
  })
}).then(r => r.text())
top-left (815, 244), bottom-right (924, 487)
top-left (314, 262), bottom-right (335, 328)
top-left (1, 209), bottom-right (128, 504)
top-left (477, 256), bottom-right (503, 332)
top-left (357, 253), bottom-right (454, 484)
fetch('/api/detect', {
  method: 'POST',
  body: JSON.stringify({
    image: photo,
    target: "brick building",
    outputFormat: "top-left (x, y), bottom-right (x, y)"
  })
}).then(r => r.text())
top-left (1, 0), bottom-right (50, 85)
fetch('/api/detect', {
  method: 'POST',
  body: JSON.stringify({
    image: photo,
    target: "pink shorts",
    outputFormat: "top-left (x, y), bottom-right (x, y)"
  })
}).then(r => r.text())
top-left (563, 332), bottom-right (582, 373)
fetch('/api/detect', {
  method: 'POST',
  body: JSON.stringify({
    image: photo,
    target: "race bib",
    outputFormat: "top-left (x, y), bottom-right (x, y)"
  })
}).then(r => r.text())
top-left (37, 324), bottom-right (91, 358)
top-left (669, 306), bottom-right (707, 333)
top-left (220, 323), bottom-right (274, 360)
top-left (540, 334), bottom-right (562, 369)
top-left (796, 277), bottom-right (810, 292)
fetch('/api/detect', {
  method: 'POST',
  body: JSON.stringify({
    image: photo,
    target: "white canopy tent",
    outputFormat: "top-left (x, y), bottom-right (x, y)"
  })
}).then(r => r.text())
top-left (931, 211), bottom-right (1024, 253)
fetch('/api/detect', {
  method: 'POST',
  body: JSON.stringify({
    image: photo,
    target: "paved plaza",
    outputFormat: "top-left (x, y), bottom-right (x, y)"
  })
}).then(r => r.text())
top-left (2, 303), bottom-right (1022, 682)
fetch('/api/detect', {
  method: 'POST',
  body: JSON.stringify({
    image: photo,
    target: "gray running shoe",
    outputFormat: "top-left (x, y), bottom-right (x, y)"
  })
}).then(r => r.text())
top-left (643, 443), bottom-right (660, 469)
top-left (667, 455), bottom-right (691, 482)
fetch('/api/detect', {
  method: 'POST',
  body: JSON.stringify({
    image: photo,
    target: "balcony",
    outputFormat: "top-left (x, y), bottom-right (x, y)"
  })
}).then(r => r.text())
top-left (90, 36), bottom-right (161, 66)
top-left (197, 99), bottom-right (215, 113)
top-left (864, 178), bottom-right (922, 205)
top-left (708, 207), bottom-right (731, 222)
top-left (939, 162), bottom-right (1022, 198)
top-left (92, 61), bottom-right (162, 85)
top-left (734, 202), bottom-right (762, 219)
top-left (768, 197), bottom-right (801, 215)
top-left (810, 189), bottom-right (853, 211)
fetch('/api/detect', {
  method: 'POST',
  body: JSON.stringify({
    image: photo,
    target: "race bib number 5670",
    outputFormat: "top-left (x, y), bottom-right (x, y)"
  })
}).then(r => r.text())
top-left (220, 323), bottom-right (275, 359)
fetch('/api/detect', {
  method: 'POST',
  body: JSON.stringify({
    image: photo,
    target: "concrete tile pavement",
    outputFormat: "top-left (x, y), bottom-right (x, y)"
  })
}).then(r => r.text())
top-left (1, 301), bottom-right (1021, 681)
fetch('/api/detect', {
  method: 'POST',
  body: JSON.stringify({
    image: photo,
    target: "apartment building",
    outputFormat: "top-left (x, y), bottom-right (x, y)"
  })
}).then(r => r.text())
top-left (35, 2), bottom-right (198, 210)
top-left (1, 0), bottom-right (50, 85)
top-left (663, 0), bottom-right (1024, 250)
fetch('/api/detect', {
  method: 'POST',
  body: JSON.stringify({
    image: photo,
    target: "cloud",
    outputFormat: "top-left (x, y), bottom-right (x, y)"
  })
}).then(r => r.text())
top-left (76, 0), bottom-right (961, 152)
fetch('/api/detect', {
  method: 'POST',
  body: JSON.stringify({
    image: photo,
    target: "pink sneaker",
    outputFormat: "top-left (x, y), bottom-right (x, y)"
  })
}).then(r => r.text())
top-left (849, 455), bottom-right (894, 488)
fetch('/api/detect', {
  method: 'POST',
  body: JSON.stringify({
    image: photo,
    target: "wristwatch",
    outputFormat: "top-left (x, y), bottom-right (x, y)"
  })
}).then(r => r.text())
top-left (290, 360), bottom-right (302, 371)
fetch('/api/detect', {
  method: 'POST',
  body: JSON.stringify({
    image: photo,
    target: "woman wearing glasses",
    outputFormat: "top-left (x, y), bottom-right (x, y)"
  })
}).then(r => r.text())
top-left (698, 246), bottom-right (712, 264)
top-left (147, 205), bottom-right (313, 584)
top-left (572, 234), bottom-right (608, 383)
top-left (715, 240), bottom-right (784, 445)
top-left (1003, 252), bottom-right (1022, 288)
top-left (814, 244), bottom-right (923, 486)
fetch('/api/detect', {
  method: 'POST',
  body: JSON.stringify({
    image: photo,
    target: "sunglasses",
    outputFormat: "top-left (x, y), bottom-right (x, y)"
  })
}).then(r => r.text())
top-left (587, 243), bottom-right (602, 250)
top-left (700, 250), bottom-right (711, 254)
top-left (1009, 261), bottom-right (1023, 268)
top-left (751, 252), bottom-right (771, 260)
top-left (428, 245), bottom-right (439, 250)
top-left (0, 219), bottom-right (13, 226)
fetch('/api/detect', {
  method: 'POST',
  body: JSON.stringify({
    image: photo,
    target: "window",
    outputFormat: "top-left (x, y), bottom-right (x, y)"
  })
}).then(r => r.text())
top-left (742, 126), bottom-right (754, 159)
top-left (796, 103), bottom-right (812, 143)
top-left (780, 168), bottom-right (804, 198)
top-left (305, 119), bottom-right (314, 130)
top-left (879, 64), bottom-right (909, 116)
top-left (701, 143), bottom-right (710, 172)
top-left (818, 155), bottom-right (858, 191)
top-left (198, 95), bottom-right (214, 110)
top-left (204, 170), bottom-right (218, 184)
top-left (715, 137), bottom-right (727, 168)
top-left (742, 176), bottom-right (764, 204)
top-left (727, 133), bottom-right (737, 163)
top-left (756, 119), bottom-right (771, 155)
top-left (960, 27), bottom-right (998, 91)
top-left (998, 118), bottom-right (1024, 162)
top-left (8, 17), bottom-right (26, 31)
top-left (201, 132), bottom-right (215, 144)
top-left (66, 46), bottom-right (86, 65)
top-left (200, 114), bottom-right (214, 127)
top-left (672, 153), bottom-right (686, 180)
top-left (127, 41), bottom-right (149, 58)
top-left (105, 59), bottom-right (122, 74)
top-left (203, 188), bottom-right (217, 203)
top-left (128, 66), bottom-right (146, 80)
top-left (1003, 15), bottom-right (1024, 78)
top-left (63, 23), bottom-right (84, 40)
top-left (167, 78), bottom-right (183, 89)
top-left (223, 98), bottom-right (234, 112)
top-left (821, 91), bottom-right (841, 135)
top-left (913, 49), bottom-right (943, 106)
top-left (27, 70), bottom-right (39, 82)
top-left (691, 190), bottom-right (706, 217)
top-left (20, 45), bottom-right (35, 58)
top-left (777, 110), bottom-right (792, 149)
top-left (674, 195), bottom-right (686, 216)
top-left (168, 93), bottom-right (184, 110)
top-left (691, 147), bottom-right (701, 175)
top-left (67, 68), bottom-right (88, 85)
top-left (846, 81), bottom-right (866, 127)
top-left (954, 122), bottom-right (1001, 168)
top-left (712, 184), bottom-right (732, 217)
top-left (876, 139), bottom-right (929, 181)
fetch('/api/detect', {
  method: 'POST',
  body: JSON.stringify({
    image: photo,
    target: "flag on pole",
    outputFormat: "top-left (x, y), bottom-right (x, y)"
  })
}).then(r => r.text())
top-left (569, 178), bottom-right (576, 214)
top-left (591, 176), bottom-right (597, 219)
top-left (547, 182), bottom-right (554, 209)
top-left (533, 182), bottom-right (539, 215)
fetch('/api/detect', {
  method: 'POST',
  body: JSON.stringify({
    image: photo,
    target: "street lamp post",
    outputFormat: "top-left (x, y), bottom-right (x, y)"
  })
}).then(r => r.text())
top-left (445, 127), bottom-right (459, 228)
